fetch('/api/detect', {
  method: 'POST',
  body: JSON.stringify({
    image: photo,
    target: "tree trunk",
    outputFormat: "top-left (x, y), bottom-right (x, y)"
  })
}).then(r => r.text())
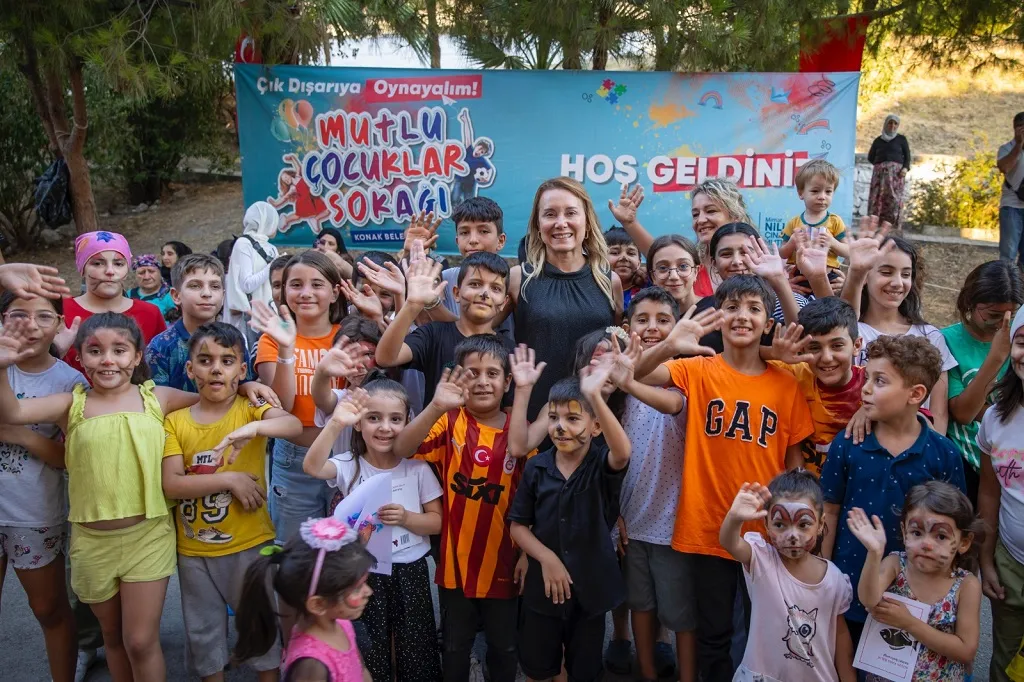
top-left (426, 0), bottom-right (441, 68)
top-left (592, 0), bottom-right (613, 70)
top-left (65, 149), bottom-right (99, 233)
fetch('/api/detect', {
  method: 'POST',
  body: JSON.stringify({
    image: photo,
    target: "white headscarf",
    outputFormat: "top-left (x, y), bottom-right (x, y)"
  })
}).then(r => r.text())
top-left (880, 114), bottom-right (900, 142)
top-left (242, 201), bottom-right (280, 243)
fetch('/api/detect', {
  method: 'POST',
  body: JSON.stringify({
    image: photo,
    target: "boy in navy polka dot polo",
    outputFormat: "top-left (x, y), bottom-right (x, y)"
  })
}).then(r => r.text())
top-left (606, 287), bottom-right (696, 682)
top-left (819, 335), bottom-right (966, 650)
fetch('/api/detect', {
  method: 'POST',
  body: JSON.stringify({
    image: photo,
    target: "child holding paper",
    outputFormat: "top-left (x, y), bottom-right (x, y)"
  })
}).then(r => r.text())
top-left (848, 481), bottom-right (982, 682)
top-left (302, 376), bottom-right (443, 682)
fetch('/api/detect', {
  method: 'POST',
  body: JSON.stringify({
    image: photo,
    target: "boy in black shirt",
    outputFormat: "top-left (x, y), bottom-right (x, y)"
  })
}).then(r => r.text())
top-left (375, 251), bottom-right (514, 405)
top-left (508, 364), bottom-right (632, 682)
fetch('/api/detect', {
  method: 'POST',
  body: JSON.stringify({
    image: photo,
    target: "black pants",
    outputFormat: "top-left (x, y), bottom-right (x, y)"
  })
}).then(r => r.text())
top-left (358, 557), bottom-right (441, 682)
top-left (439, 588), bottom-right (517, 682)
top-left (691, 554), bottom-right (749, 682)
top-left (518, 601), bottom-right (606, 682)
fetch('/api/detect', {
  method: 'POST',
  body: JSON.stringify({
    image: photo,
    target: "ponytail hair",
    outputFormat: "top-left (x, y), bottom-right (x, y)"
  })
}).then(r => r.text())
top-left (234, 537), bottom-right (375, 663)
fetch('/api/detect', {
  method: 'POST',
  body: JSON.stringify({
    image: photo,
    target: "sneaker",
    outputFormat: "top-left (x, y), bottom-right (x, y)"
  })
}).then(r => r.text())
top-left (654, 641), bottom-right (676, 678)
top-left (603, 638), bottom-right (633, 675)
top-left (74, 649), bottom-right (97, 682)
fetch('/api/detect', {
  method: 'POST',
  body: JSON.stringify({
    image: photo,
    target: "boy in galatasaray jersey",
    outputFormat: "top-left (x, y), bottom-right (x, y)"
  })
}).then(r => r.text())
top-left (393, 335), bottom-right (526, 682)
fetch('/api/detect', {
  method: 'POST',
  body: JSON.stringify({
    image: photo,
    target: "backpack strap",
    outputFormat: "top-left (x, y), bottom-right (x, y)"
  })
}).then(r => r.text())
top-left (241, 234), bottom-right (273, 264)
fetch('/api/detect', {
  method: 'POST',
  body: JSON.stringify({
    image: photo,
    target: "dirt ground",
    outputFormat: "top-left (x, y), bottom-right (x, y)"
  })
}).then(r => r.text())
top-left (9, 180), bottom-right (998, 329)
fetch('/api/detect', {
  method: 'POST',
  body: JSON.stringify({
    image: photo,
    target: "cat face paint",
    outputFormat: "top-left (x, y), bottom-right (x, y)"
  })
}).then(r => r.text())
top-left (902, 509), bottom-right (962, 573)
top-left (547, 400), bottom-right (595, 453)
top-left (766, 500), bottom-right (820, 559)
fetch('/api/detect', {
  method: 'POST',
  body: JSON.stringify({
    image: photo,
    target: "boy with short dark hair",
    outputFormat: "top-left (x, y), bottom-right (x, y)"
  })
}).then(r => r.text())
top-left (820, 334), bottom-right (966, 646)
top-left (392, 334), bottom-right (527, 682)
top-left (509, 367), bottom-right (632, 682)
top-left (605, 227), bottom-right (645, 308)
top-left (767, 296), bottom-right (865, 475)
top-left (160, 322), bottom-right (302, 682)
top-left (375, 251), bottom-right (515, 406)
top-left (632, 274), bottom-right (814, 681)
top-left (146, 254), bottom-right (257, 391)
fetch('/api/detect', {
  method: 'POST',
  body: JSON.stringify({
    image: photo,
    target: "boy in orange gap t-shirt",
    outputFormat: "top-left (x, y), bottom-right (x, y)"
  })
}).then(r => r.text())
top-left (633, 275), bottom-right (813, 682)
top-left (393, 335), bottom-right (527, 682)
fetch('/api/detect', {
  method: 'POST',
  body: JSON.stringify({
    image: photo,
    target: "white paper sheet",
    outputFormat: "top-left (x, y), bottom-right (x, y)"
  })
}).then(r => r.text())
top-left (853, 593), bottom-right (931, 682)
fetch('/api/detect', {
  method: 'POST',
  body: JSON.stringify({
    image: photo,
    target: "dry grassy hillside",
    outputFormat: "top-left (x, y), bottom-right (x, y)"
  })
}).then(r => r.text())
top-left (856, 46), bottom-right (1024, 156)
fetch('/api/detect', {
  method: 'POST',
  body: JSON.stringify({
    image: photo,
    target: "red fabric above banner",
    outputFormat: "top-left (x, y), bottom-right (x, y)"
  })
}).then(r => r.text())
top-left (799, 16), bottom-right (871, 72)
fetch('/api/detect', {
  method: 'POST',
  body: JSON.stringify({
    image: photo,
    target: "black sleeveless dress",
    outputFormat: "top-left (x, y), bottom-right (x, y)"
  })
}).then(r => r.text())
top-left (515, 261), bottom-right (616, 420)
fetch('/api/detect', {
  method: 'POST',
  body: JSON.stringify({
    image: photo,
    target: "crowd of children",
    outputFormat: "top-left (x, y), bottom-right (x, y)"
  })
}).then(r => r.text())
top-left (1, 155), bottom-right (1024, 682)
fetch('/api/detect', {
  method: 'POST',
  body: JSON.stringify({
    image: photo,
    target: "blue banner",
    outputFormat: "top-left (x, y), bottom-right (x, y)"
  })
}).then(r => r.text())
top-left (234, 65), bottom-right (860, 255)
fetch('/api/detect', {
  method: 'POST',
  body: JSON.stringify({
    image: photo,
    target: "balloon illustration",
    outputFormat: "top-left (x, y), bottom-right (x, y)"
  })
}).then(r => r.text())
top-left (271, 117), bottom-right (291, 142)
top-left (295, 100), bottom-right (314, 129)
top-left (279, 98), bottom-right (299, 129)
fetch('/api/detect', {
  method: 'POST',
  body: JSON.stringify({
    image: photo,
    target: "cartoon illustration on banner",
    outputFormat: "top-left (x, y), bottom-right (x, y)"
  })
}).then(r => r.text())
top-left (235, 65), bottom-right (859, 253)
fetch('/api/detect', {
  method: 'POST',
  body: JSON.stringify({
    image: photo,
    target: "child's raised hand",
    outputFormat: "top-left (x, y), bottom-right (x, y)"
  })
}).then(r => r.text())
top-left (990, 310), bottom-right (1013, 363)
top-left (727, 482), bottom-right (771, 522)
top-left (339, 279), bottom-right (384, 321)
top-left (540, 555), bottom-right (573, 604)
top-left (239, 381), bottom-right (282, 409)
top-left (331, 387), bottom-right (370, 428)
top-left (771, 323), bottom-right (814, 365)
top-left (847, 216), bottom-right (895, 273)
top-left (249, 300), bottom-right (297, 349)
top-left (796, 241), bottom-right (829, 280)
top-left (579, 360), bottom-right (613, 399)
top-left (600, 333), bottom-right (635, 388)
top-left (509, 344), bottom-right (546, 388)
top-left (225, 472), bottom-right (267, 511)
top-left (357, 258), bottom-right (406, 296)
top-left (607, 183), bottom-right (644, 226)
top-left (431, 366), bottom-right (470, 411)
top-left (318, 335), bottom-right (364, 380)
top-left (53, 316), bottom-right (82, 359)
top-left (0, 263), bottom-right (70, 300)
top-left (666, 306), bottom-right (722, 357)
top-left (0, 319), bottom-right (35, 369)
top-left (743, 237), bottom-right (786, 280)
top-left (404, 257), bottom-right (446, 308)
top-left (402, 211), bottom-right (442, 254)
top-left (377, 503), bottom-right (408, 526)
top-left (846, 507), bottom-right (887, 554)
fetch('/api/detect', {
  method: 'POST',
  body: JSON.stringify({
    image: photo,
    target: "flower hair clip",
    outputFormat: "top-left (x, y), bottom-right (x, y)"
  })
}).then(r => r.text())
top-left (605, 326), bottom-right (629, 344)
top-left (300, 516), bottom-right (357, 598)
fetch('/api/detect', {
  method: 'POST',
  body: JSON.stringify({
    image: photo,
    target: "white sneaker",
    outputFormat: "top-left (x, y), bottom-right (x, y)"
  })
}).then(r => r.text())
top-left (74, 649), bottom-right (96, 682)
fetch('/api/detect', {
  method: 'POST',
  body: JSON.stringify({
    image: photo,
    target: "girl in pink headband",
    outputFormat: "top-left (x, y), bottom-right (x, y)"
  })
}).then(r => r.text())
top-left (61, 231), bottom-right (167, 374)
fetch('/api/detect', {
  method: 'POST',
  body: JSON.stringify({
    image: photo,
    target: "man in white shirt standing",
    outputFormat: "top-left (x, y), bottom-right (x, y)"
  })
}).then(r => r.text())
top-left (998, 112), bottom-right (1024, 267)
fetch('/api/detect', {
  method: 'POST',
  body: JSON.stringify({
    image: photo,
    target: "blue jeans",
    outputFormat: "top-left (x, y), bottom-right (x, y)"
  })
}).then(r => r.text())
top-left (999, 205), bottom-right (1024, 267)
top-left (268, 439), bottom-right (333, 545)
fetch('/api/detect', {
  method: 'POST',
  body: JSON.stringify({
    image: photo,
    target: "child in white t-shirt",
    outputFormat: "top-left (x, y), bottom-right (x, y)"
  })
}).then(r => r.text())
top-left (720, 469), bottom-right (854, 682)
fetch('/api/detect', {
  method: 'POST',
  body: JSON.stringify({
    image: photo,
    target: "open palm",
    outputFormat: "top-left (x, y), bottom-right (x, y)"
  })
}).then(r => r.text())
top-left (744, 237), bottom-right (785, 279)
top-left (405, 258), bottom-right (446, 307)
top-left (332, 388), bottom-right (370, 427)
top-left (608, 184), bottom-right (644, 225)
top-left (432, 366), bottom-right (470, 411)
top-left (847, 507), bottom-right (887, 554)
top-left (509, 344), bottom-right (546, 388)
top-left (249, 300), bottom-right (296, 348)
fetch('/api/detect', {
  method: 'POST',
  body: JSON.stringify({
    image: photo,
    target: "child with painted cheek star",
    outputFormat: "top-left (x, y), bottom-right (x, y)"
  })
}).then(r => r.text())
top-left (302, 378), bottom-right (443, 682)
top-left (720, 470), bottom-right (856, 682)
top-left (0, 292), bottom-right (84, 682)
top-left (849, 481), bottom-right (983, 682)
top-left (233, 517), bottom-right (377, 682)
top-left (0, 312), bottom-right (272, 682)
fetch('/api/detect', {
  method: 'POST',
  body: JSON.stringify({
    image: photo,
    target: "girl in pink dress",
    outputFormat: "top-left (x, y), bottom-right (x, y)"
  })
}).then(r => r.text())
top-left (235, 517), bottom-right (375, 682)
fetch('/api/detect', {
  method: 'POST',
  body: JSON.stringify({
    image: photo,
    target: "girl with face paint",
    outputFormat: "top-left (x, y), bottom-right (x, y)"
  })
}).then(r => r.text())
top-left (721, 469), bottom-right (856, 682)
top-left (849, 481), bottom-right (982, 681)
top-left (234, 518), bottom-right (377, 682)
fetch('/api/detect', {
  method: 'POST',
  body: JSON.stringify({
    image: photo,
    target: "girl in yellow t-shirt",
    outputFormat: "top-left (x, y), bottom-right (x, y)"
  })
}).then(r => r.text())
top-left (0, 312), bottom-right (270, 682)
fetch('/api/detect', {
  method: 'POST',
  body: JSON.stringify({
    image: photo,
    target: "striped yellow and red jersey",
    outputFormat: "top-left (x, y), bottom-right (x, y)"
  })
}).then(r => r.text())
top-left (416, 407), bottom-right (527, 599)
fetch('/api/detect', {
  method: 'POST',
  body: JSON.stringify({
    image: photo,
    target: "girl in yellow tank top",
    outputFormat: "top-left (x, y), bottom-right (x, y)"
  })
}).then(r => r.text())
top-left (0, 312), bottom-right (274, 682)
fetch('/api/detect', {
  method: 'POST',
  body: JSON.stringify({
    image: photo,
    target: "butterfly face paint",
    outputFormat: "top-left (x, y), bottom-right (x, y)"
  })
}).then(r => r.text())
top-left (766, 500), bottom-right (820, 559)
top-left (903, 509), bottom-right (962, 574)
top-left (547, 400), bottom-right (594, 453)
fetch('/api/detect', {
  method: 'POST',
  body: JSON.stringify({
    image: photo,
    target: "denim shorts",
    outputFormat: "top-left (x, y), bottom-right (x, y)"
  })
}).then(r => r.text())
top-left (268, 439), bottom-right (333, 545)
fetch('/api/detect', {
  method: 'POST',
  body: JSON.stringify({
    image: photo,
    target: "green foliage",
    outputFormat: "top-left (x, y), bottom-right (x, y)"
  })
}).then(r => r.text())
top-left (908, 152), bottom-right (1003, 230)
top-left (86, 69), bottom-right (237, 204)
top-left (0, 50), bottom-right (50, 250)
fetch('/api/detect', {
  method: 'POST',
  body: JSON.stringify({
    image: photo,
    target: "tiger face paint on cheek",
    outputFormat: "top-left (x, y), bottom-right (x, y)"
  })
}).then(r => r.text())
top-left (549, 400), bottom-right (591, 450)
top-left (904, 514), bottom-right (959, 571)
top-left (766, 501), bottom-right (819, 559)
